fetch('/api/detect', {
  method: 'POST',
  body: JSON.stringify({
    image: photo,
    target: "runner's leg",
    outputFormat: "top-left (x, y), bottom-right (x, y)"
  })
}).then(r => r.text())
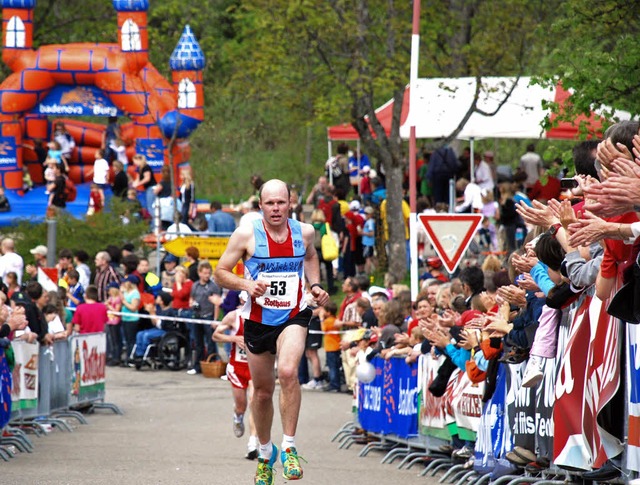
top-left (247, 350), bottom-right (276, 444)
top-left (276, 324), bottom-right (307, 436)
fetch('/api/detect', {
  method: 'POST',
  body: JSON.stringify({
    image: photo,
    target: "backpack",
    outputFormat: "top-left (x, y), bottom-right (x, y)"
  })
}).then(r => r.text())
top-left (64, 177), bottom-right (77, 202)
top-left (321, 223), bottom-right (339, 262)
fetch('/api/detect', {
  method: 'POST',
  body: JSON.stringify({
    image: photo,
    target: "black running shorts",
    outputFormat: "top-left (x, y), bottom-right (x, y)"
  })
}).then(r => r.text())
top-left (244, 308), bottom-right (313, 355)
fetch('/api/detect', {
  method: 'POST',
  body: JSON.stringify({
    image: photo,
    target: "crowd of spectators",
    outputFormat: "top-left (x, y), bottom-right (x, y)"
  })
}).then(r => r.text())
top-left (0, 240), bottom-right (233, 376)
top-left (295, 126), bottom-right (639, 479)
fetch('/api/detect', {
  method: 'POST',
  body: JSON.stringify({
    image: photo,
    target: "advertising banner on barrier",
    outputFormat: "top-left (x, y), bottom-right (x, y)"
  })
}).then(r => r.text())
top-left (474, 365), bottom-right (511, 473)
top-left (0, 349), bottom-right (12, 428)
top-left (69, 333), bottom-right (106, 404)
top-left (535, 356), bottom-right (556, 461)
top-left (449, 369), bottom-right (483, 441)
top-left (358, 357), bottom-right (418, 438)
top-left (627, 325), bottom-right (640, 472)
top-left (553, 293), bottom-right (593, 469)
top-left (553, 293), bottom-right (623, 470)
top-left (418, 354), bottom-right (452, 440)
top-left (506, 361), bottom-right (536, 452)
top-left (10, 341), bottom-right (39, 410)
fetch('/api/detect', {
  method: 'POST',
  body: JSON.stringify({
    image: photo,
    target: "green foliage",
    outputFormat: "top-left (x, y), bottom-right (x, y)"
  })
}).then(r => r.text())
top-left (11, 204), bottom-right (148, 267)
top-left (540, 0), bottom-right (640, 118)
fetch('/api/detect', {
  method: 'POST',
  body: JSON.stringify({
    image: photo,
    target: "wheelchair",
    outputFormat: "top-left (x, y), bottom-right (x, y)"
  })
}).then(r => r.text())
top-left (131, 329), bottom-right (189, 371)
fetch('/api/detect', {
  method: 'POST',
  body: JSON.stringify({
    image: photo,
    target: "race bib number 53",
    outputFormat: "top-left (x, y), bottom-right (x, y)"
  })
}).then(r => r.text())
top-left (255, 272), bottom-right (299, 310)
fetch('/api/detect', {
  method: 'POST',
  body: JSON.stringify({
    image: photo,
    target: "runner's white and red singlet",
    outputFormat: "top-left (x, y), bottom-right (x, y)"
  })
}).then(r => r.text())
top-left (241, 219), bottom-right (307, 325)
top-left (227, 314), bottom-right (251, 389)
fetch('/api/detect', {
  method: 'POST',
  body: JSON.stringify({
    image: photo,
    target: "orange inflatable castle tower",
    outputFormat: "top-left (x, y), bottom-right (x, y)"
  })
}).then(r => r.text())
top-left (0, 0), bottom-right (205, 191)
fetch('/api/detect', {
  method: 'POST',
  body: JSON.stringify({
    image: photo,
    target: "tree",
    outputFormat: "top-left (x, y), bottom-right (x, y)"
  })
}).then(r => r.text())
top-left (539, 1), bottom-right (640, 124)
top-left (229, 0), bottom-right (554, 283)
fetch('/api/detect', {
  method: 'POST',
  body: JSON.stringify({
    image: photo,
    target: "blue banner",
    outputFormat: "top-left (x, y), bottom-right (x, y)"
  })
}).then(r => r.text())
top-left (474, 365), bottom-right (511, 473)
top-left (136, 138), bottom-right (165, 169)
top-left (37, 85), bottom-right (123, 117)
top-left (358, 357), bottom-right (418, 438)
top-left (0, 136), bottom-right (17, 169)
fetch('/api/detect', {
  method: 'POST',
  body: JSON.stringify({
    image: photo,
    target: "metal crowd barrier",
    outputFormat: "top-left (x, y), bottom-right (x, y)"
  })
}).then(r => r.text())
top-left (0, 332), bottom-right (122, 462)
top-left (335, 311), bottom-right (640, 485)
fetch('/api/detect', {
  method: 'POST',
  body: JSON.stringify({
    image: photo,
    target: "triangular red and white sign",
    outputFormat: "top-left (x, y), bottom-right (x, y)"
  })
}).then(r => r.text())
top-left (418, 214), bottom-right (484, 273)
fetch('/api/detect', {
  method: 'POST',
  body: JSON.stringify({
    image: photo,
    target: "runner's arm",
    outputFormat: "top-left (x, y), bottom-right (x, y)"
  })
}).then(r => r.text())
top-left (214, 225), bottom-right (267, 298)
top-left (212, 310), bottom-right (238, 343)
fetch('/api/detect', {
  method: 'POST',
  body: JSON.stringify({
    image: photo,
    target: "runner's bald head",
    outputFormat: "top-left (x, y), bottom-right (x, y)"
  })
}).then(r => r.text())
top-left (259, 179), bottom-right (290, 201)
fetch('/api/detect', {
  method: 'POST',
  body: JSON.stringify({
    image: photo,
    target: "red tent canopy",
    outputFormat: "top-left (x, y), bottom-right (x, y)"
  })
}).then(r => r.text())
top-left (545, 83), bottom-right (606, 139)
top-left (327, 87), bottom-right (410, 141)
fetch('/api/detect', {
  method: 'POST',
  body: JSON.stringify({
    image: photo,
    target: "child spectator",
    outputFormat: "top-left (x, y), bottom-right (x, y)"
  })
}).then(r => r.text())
top-left (361, 206), bottom-right (376, 275)
top-left (43, 158), bottom-right (56, 193)
top-left (123, 188), bottom-right (144, 223)
top-left (360, 166), bottom-right (372, 204)
top-left (109, 137), bottom-right (129, 167)
top-left (74, 250), bottom-right (92, 290)
top-left (0, 187), bottom-right (10, 212)
top-left (71, 285), bottom-right (108, 334)
top-left (88, 149), bottom-right (109, 208)
top-left (106, 283), bottom-right (123, 366)
top-left (320, 300), bottom-right (342, 392)
top-left (47, 140), bottom-right (68, 173)
top-left (22, 166), bottom-right (33, 193)
top-left (66, 269), bottom-right (84, 309)
top-left (301, 306), bottom-right (328, 391)
top-left (479, 189), bottom-right (499, 251)
top-left (5, 271), bottom-right (19, 299)
top-left (87, 183), bottom-right (105, 215)
top-left (120, 275), bottom-right (141, 365)
top-left (161, 253), bottom-right (178, 290)
top-left (42, 303), bottom-right (67, 340)
top-left (55, 287), bottom-right (73, 336)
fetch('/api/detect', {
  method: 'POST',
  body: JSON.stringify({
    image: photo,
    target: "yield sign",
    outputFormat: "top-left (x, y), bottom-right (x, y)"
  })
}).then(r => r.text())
top-left (418, 214), bottom-right (484, 273)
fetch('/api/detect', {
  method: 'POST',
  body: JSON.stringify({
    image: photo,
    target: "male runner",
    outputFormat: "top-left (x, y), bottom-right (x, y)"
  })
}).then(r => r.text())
top-left (214, 179), bottom-right (329, 484)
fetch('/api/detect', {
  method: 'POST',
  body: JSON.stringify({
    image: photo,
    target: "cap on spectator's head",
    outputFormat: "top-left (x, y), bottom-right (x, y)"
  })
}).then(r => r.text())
top-left (349, 200), bottom-right (361, 211)
top-left (484, 151), bottom-right (494, 159)
top-left (10, 291), bottom-right (30, 306)
top-left (122, 243), bottom-right (135, 253)
top-left (123, 274), bottom-right (140, 285)
top-left (369, 285), bottom-right (390, 300)
top-left (426, 256), bottom-right (443, 269)
top-left (29, 245), bottom-right (48, 256)
top-left (361, 166), bottom-right (371, 173)
top-left (459, 309), bottom-right (482, 326)
top-left (364, 206), bottom-right (374, 215)
top-left (107, 281), bottom-right (120, 290)
top-left (163, 253), bottom-right (179, 264)
top-left (140, 292), bottom-right (155, 307)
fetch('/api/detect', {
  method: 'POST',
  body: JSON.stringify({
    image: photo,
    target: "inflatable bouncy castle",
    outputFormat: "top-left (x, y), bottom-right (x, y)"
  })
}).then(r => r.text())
top-left (0, 0), bottom-right (204, 191)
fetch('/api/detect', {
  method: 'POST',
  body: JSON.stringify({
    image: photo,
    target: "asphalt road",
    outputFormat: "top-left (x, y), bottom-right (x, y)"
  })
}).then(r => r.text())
top-left (2, 366), bottom-right (439, 485)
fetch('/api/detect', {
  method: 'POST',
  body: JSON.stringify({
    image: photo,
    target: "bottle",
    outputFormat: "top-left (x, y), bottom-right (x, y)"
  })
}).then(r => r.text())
top-left (515, 227), bottom-right (524, 247)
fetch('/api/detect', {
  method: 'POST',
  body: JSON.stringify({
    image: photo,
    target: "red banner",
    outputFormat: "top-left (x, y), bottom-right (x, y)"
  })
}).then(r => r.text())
top-left (553, 292), bottom-right (623, 469)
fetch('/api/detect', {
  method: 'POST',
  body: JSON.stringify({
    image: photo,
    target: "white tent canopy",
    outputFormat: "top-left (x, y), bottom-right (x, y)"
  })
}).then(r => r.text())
top-left (399, 76), bottom-right (628, 140)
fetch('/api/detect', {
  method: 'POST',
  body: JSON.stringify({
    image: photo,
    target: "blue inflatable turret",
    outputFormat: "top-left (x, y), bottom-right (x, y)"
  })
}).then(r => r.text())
top-left (112, 0), bottom-right (148, 12)
top-left (160, 25), bottom-right (205, 139)
top-left (1, 0), bottom-right (36, 8)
